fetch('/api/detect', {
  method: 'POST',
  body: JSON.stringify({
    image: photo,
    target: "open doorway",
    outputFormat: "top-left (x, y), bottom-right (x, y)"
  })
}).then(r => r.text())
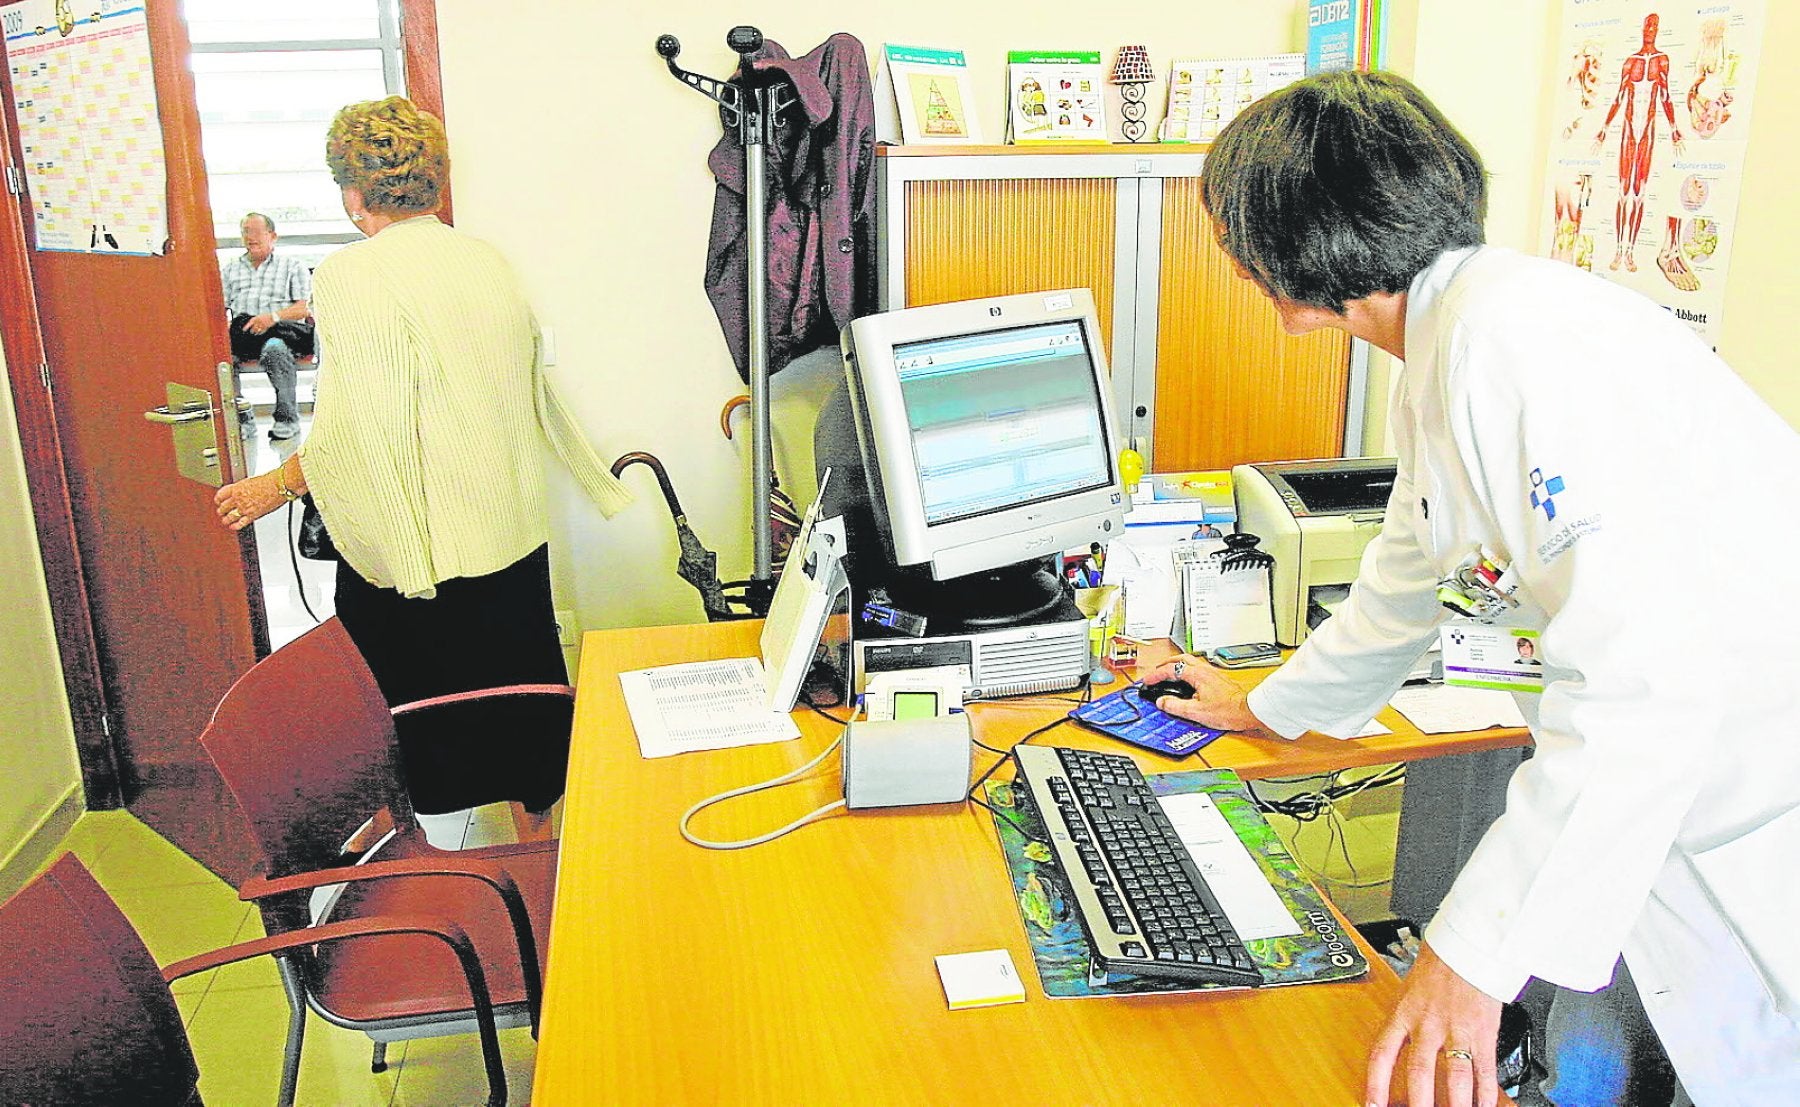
top-left (189, 0), bottom-right (419, 646)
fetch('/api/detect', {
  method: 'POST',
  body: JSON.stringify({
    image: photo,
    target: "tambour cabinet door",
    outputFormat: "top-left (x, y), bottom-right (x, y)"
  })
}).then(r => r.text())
top-left (902, 177), bottom-right (1118, 357)
top-left (1154, 178), bottom-right (1350, 471)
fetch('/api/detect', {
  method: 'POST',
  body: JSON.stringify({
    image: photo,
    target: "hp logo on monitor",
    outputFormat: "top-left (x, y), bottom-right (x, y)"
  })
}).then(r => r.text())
top-left (988, 306), bottom-right (1003, 316)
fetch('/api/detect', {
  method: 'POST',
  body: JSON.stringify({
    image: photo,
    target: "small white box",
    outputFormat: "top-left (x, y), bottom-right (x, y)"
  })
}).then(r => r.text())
top-left (934, 949), bottom-right (1027, 1010)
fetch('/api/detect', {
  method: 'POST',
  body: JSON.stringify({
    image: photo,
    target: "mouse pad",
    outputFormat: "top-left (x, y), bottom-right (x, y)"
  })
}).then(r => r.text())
top-left (1068, 686), bottom-right (1224, 757)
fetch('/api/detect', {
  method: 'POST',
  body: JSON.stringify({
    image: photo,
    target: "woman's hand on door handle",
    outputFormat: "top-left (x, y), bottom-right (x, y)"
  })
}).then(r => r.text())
top-left (215, 454), bottom-right (306, 533)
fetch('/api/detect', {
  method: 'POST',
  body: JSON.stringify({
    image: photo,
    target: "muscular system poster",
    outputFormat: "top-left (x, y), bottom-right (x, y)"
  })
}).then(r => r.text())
top-left (1541, 0), bottom-right (1764, 347)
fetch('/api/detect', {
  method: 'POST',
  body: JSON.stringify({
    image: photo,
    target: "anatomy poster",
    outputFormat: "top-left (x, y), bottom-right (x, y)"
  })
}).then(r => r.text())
top-left (2, 0), bottom-right (169, 255)
top-left (1541, 0), bottom-right (1764, 347)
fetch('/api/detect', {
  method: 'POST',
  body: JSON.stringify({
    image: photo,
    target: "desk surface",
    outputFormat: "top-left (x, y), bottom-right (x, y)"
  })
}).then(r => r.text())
top-left (534, 621), bottom-right (1530, 1105)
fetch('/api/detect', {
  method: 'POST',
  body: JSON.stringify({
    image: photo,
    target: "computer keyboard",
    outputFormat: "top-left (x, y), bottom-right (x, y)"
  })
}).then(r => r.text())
top-left (1010, 745), bottom-right (1263, 987)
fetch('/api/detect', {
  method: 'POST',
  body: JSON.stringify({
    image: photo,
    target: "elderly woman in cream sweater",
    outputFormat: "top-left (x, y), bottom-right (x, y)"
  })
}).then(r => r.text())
top-left (216, 97), bottom-right (631, 837)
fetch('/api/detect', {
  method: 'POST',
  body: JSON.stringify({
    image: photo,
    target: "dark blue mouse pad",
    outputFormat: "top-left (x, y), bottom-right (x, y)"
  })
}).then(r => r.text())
top-left (1068, 686), bottom-right (1224, 757)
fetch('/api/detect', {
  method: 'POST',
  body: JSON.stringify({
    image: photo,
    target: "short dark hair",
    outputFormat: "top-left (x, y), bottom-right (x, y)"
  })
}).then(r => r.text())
top-left (241, 212), bottom-right (275, 234)
top-left (1200, 71), bottom-right (1487, 312)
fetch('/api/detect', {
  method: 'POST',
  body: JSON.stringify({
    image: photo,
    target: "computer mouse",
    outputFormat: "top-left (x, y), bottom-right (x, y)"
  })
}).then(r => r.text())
top-left (1136, 680), bottom-right (1195, 703)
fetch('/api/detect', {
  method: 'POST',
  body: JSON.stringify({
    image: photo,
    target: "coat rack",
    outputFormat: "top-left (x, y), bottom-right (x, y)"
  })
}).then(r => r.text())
top-left (656, 27), bottom-right (796, 609)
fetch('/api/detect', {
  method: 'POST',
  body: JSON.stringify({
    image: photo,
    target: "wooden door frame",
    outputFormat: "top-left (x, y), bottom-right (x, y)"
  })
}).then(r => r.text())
top-left (0, 0), bottom-right (445, 809)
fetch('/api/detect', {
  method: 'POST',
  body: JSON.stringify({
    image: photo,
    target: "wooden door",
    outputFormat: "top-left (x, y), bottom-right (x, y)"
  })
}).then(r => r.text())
top-left (1153, 178), bottom-right (1351, 471)
top-left (903, 177), bottom-right (1118, 355)
top-left (1, 0), bottom-right (261, 878)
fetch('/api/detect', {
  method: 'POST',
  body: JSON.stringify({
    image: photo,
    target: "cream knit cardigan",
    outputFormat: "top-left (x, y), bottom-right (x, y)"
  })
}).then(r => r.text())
top-left (300, 216), bottom-right (632, 599)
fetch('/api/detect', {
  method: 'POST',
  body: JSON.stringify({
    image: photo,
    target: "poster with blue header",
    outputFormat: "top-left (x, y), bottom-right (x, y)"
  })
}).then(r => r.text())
top-left (1307, 0), bottom-right (1360, 74)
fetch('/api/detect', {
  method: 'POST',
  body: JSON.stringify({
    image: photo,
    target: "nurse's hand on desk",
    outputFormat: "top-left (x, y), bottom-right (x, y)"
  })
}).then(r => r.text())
top-left (1136, 653), bottom-right (1266, 734)
top-left (1364, 942), bottom-right (1501, 1107)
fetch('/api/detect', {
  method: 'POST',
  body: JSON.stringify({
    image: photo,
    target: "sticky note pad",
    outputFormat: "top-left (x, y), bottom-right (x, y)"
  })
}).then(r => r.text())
top-left (934, 949), bottom-right (1026, 1010)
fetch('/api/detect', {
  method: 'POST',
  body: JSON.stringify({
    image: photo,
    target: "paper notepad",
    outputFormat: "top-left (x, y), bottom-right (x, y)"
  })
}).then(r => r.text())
top-left (1181, 556), bottom-right (1276, 654)
top-left (934, 949), bottom-right (1026, 1010)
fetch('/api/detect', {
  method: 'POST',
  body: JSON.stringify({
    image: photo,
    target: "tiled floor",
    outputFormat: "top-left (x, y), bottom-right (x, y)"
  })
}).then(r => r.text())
top-left (36, 804), bottom-right (542, 1106)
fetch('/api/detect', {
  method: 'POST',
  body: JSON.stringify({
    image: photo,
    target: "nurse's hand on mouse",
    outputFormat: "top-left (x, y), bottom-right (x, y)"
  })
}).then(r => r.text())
top-left (1136, 652), bottom-right (1269, 735)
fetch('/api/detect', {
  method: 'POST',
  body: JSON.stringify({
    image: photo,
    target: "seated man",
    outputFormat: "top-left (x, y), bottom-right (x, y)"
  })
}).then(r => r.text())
top-left (221, 212), bottom-right (313, 440)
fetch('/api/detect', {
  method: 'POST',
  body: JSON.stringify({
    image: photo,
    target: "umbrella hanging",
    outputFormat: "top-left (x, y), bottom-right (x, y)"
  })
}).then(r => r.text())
top-left (720, 394), bottom-right (802, 567)
top-left (609, 451), bottom-right (738, 622)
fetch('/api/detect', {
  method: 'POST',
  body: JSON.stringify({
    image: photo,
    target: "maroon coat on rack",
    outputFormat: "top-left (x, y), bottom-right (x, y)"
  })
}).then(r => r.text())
top-left (704, 33), bottom-right (877, 383)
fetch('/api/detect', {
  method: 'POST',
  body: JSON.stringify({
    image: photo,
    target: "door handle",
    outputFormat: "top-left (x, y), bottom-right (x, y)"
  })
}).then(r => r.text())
top-left (144, 402), bottom-right (213, 425)
top-left (147, 383), bottom-right (224, 487)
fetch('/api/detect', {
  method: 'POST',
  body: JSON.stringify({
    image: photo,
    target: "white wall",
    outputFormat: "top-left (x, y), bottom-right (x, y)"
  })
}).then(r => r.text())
top-left (434, 1), bottom-right (1310, 633)
top-left (0, 330), bottom-right (82, 869)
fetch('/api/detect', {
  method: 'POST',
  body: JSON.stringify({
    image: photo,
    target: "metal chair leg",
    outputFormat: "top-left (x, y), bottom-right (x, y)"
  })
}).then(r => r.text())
top-left (370, 1039), bottom-right (388, 1073)
top-left (274, 955), bottom-right (308, 1107)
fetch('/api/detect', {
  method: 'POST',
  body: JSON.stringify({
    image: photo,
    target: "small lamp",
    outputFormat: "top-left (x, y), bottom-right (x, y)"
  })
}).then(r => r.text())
top-left (1109, 45), bottom-right (1156, 143)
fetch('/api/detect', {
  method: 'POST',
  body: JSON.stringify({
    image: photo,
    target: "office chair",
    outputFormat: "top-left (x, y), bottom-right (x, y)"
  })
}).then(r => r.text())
top-left (198, 617), bottom-right (568, 1107)
top-left (0, 854), bottom-right (504, 1107)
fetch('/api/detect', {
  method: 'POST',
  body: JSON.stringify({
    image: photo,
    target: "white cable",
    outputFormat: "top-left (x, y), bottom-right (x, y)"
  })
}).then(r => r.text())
top-left (679, 736), bottom-right (847, 850)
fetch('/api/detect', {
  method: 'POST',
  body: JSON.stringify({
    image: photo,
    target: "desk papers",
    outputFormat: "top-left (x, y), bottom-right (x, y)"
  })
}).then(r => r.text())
top-left (1389, 683), bottom-right (1527, 734)
top-left (620, 658), bottom-right (799, 759)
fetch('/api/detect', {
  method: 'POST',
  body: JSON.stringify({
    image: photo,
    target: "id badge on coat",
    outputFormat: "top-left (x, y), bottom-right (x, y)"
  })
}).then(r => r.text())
top-left (1438, 622), bottom-right (1546, 693)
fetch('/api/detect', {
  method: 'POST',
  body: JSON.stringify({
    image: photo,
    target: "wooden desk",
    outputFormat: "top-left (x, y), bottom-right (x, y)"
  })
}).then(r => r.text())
top-left (1103, 639), bottom-right (1533, 781)
top-left (533, 621), bottom-right (1528, 1105)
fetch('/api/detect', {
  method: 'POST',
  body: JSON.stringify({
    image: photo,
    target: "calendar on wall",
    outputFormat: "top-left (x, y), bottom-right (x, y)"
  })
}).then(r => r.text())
top-left (3, 0), bottom-right (169, 255)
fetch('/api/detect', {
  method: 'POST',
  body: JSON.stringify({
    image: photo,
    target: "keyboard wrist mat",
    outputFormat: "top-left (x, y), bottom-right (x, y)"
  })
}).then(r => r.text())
top-left (986, 767), bottom-right (1370, 997)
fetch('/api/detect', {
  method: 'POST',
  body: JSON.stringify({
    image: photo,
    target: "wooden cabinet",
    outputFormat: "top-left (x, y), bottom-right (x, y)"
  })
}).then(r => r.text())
top-left (876, 146), bottom-right (1363, 472)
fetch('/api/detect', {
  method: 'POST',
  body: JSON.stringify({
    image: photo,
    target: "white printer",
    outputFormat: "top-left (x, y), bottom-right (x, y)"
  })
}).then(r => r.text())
top-left (1232, 458), bottom-right (1396, 646)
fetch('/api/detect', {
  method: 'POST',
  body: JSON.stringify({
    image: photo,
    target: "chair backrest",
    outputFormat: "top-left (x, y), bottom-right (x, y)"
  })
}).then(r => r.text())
top-left (0, 855), bottom-right (201, 1106)
top-left (200, 617), bottom-right (415, 882)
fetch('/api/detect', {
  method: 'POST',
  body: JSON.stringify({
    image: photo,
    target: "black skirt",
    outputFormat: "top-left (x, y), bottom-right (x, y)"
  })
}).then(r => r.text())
top-left (334, 543), bottom-right (572, 815)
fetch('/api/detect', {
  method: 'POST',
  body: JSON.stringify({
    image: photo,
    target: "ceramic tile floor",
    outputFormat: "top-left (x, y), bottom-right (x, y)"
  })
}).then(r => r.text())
top-left (37, 803), bottom-right (542, 1106)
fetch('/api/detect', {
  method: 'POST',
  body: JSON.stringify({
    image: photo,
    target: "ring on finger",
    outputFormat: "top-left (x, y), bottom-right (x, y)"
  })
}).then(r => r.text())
top-left (1443, 1047), bottom-right (1474, 1063)
top-left (1171, 661), bottom-right (1185, 676)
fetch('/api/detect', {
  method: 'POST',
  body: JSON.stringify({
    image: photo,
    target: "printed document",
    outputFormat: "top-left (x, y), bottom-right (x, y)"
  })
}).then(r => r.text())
top-left (620, 658), bottom-right (799, 759)
top-left (1389, 683), bottom-right (1527, 734)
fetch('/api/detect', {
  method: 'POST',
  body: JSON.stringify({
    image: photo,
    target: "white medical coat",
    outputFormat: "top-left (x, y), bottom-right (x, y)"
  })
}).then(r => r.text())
top-left (1248, 247), bottom-right (1800, 1103)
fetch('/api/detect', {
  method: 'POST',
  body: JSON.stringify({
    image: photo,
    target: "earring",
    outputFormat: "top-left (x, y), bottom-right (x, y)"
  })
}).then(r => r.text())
top-left (351, 213), bottom-right (365, 223)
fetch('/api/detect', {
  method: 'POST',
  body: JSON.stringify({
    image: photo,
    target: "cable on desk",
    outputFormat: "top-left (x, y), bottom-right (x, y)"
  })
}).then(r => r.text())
top-left (803, 700), bottom-right (848, 725)
top-left (680, 736), bottom-right (847, 850)
top-left (963, 713), bottom-right (1073, 847)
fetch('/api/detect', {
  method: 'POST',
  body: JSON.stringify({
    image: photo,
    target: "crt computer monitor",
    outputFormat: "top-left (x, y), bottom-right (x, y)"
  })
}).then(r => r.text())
top-left (840, 288), bottom-right (1124, 611)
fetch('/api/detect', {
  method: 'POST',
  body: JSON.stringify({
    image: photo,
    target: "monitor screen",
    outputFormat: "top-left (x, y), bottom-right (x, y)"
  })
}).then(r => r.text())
top-left (894, 320), bottom-right (1112, 526)
top-left (838, 289), bottom-right (1124, 585)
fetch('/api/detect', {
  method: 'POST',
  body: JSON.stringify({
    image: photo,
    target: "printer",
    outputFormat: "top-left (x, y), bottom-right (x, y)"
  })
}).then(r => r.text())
top-left (1232, 458), bottom-right (1396, 646)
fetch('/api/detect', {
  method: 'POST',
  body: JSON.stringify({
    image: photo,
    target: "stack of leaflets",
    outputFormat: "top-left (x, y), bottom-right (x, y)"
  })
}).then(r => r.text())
top-left (1126, 469), bottom-right (1237, 531)
top-left (1005, 50), bottom-right (1108, 143)
top-left (876, 44), bottom-right (981, 145)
